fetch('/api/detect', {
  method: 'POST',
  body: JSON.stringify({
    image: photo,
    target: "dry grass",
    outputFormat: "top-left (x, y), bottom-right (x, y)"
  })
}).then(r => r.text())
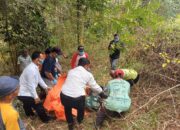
top-left (5, 37), bottom-right (180, 130)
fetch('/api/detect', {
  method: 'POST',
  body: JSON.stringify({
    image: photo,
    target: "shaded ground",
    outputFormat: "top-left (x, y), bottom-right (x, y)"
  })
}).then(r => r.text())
top-left (19, 82), bottom-right (180, 130)
top-left (2, 40), bottom-right (180, 130)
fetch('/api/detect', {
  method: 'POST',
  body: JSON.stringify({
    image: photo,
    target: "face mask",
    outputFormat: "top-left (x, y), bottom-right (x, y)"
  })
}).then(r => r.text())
top-left (39, 59), bottom-right (44, 64)
top-left (57, 55), bottom-right (61, 60)
top-left (79, 51), bottom-right (84, 56)
top-left (114, 36), bottom-right (119, 42)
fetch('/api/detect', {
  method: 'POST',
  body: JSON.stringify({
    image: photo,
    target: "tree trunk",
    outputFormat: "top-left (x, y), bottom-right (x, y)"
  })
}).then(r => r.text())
top-left (76, 0), bottom-right (84, 45)
top-left (77, 0), bottom-right (81, 45)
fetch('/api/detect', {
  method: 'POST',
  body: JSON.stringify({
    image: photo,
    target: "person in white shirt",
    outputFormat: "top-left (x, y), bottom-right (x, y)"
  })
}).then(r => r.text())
top-left (18, 51), bottom-right (51, 123)
top-left (61, 58), bottom-right (106, 130)
top-left (17, 49), bottom-right (32, 73)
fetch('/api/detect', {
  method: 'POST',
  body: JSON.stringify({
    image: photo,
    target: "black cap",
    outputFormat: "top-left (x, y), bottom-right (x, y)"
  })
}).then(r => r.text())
top-left (114, 33), bottom-right (118, 37)
top-left (78, 45), bottom-right (84, 52)
top-left (51, 47), bottom-right (62, 55)
top-left (45, 47), bottom-right (52, 55)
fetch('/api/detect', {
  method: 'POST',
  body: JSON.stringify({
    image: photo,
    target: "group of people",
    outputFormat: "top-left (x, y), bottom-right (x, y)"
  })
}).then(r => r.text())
top-left (0, 34), bottom-right (139, 130)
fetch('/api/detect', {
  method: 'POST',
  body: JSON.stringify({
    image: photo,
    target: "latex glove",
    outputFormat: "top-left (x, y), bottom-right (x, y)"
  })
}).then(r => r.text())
top-left (52, 79), bottom-right (57, 85)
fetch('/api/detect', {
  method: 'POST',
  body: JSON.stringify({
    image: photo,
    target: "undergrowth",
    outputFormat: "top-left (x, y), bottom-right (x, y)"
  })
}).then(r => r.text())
top-left (16, 34), bottom-right (180, 130)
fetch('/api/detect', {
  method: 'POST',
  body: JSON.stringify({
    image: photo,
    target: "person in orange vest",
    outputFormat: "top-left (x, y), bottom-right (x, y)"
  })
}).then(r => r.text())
top-left (71, 45), bottom-right (88, 69)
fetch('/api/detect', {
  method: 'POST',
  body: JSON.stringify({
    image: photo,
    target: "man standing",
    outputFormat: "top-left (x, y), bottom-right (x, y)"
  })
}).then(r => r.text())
top-left (17, 49), bottom-right (32, 73)
top-left (71, 45), bottom-right (88, 69)
top-left (108, 34), bottom-right (124, 70)
top-left (18, 51), bottom-right (51, 123)
top-left (41, 47), bottom-right (62, 87)
top-left (61, 58), bottom-right (105, 130)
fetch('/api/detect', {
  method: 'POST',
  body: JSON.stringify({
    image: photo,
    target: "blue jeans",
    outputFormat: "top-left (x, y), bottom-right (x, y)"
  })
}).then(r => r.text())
top-left (110, 58), bottom-right (119, 70)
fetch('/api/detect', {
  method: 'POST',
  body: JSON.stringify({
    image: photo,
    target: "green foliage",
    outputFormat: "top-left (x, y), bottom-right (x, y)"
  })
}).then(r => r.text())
top-left (0, 0), bottom-right (50, 49)
top-left (86, 0), bottom-right (163, 45)
top-left (158, 0), bottom-right (180, 18)
top-left (0, 0), bottom-right (50, 74)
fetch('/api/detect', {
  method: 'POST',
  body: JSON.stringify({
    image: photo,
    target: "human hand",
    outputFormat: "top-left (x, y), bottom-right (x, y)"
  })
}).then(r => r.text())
top-left (45, 87), bottom-right (51, 94)
top-left (34, 98), bottom-right (41, 104)
top-left (63, 54), bottom-right (68, 59)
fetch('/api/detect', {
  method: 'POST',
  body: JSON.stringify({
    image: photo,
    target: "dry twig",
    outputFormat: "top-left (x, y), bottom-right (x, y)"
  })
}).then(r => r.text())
top-left (125, 84), bottom-right (180, 120)
top-left (169, 90), bottom-right (178, 116)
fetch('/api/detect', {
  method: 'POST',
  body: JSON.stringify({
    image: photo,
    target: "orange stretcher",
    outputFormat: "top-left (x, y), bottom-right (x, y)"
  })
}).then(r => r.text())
top-left (43, 74), bottom-right (88, 121)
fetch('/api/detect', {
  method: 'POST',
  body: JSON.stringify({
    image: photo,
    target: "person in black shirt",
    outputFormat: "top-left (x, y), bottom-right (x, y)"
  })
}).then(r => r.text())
top-left (108, 34), bottom-right (124, 70)
top-left (41, 47), bottom-right (61, 87)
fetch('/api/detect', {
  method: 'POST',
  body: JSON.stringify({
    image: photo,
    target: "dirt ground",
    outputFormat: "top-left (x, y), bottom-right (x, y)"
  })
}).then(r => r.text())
top-left (20, 82), bottom-right (180, 130)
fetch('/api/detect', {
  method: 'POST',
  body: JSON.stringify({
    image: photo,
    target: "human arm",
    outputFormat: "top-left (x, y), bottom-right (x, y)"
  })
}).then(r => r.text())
top-left (85, 52), bottom-right (89, 59)
top-left (38, 71), bottom-right (49, 90)
top-left (25, 71), bottom-right (39, 99)
top-left (28, 56), bottom-right (32, 63)
top-left (71, 53), bottom-right (78, 68)
top-left (87, 74), bottom-right (103, 94)
top-left (43, 58), bottom-right (56, 81)
top-left (62, 53), bottom-right (68, 59)
top-left (55, 61), bottom-right (62, 73)
top-left (17, 56), bottom-right (21, 73)
top-left (97, 84), bottom-right (109, 99)
top-left (108, 41), bottom-right (113, 50)
top-left (45, 72), bottom-right (55, 80)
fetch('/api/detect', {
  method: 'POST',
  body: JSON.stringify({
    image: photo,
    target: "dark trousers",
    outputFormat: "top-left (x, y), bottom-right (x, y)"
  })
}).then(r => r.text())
top-left (96, 106), bottom-right (123, 127)
top-left (127, 74), bottom-right (140, 86)
top-left (110, 58), bottom-right (119, 70)
top-left (60, 93), bottom-right (85, 124)
top-left (18, 96), bottom-right (49, 122)
top-left (38, 86), bottom-right (47, 100)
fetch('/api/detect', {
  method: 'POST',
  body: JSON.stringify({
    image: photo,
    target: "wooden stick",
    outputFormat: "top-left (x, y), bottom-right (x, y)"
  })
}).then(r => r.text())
top-left (125, 84), bottom-right (180, 120)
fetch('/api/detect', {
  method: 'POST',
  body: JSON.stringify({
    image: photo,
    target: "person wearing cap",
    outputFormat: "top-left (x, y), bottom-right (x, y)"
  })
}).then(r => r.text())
top-left (0, 76), bottom-right (25, 130)
top-left (17, 49), bottom-right (32, 74)
top-left (44, 46), bottom-right (66, 74)
top-left (108, 34), bottom-right (124, 70)
top-left (18, 51), bottom-right (51, 123)
top-left (95, 69), bottom-right (131, 129)
top-left (110, 69), bottom-right (139, 86)
top-left (71, 45), bottom-right (89, 69)
top-left (60, 58), bottom-right (105, 130)
top-left (41, 47), bottom-right (63, 87)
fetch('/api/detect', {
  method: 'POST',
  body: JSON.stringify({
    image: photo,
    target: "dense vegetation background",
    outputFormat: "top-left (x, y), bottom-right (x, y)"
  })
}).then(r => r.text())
top-left (0, 0), bottom-right (180, 129)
